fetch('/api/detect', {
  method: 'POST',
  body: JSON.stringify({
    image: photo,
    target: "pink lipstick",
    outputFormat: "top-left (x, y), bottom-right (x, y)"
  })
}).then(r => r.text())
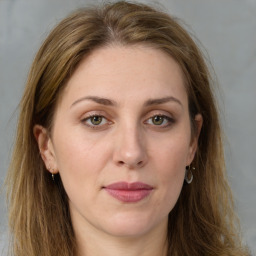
top-left (104, 182), bottom-right (153, 203)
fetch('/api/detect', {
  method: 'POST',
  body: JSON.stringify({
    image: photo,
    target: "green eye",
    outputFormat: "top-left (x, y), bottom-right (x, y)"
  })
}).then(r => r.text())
top-left (152, 115), bottom-right (165, 125)
top-left (90, 116), bottom-right (103, 125)
top-left (145, 114), bottom-right (173, 127)
top-left (82, 114), bottom-right (110, 129)
top-left (82, 115), bottom-right (110, 129)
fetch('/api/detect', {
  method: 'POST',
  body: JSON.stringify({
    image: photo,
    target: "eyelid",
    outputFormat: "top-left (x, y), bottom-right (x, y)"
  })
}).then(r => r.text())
top-left (80, 110), bottom-right (175, 130)
top-left (81, 112), bottom-right (113, 129)
top-left (80, 110), bottom-right (109, 121)
top-left (144, 112), bottom-right (175, 128)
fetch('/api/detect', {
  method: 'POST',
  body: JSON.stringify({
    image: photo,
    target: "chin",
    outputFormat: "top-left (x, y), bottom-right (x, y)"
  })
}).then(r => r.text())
top-left (102, 213), bottom-right (165, 238)
top-left (105, 225), bottom-right (151, 238)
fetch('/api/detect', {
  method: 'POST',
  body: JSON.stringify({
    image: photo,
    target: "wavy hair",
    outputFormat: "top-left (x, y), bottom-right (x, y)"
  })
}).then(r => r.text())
top-left (6, 1), bottom-right (249, 255)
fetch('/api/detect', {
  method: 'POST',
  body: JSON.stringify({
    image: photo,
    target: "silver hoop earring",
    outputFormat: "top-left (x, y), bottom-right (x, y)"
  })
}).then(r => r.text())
top-left (185, 166), bottom-right (195, 184)
top-left (52, 173), bottom-right (55, 181)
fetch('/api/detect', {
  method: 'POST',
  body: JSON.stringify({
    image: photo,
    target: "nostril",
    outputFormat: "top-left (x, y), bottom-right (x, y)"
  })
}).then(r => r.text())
top-left (137, 161), bottom-right (143, 166)
top-left (118, 160), bottom-right (125, 165)
top-left (116, 160), bottom-right (144, 168)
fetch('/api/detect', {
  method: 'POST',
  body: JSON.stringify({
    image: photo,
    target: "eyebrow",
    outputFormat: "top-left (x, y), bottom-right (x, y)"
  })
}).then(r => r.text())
top-left (144, 96), bottom-right (183, 107)
top-left (71, 96), bottom-right (117, 108)
top-left (70, 95), bottom-right (182, 108)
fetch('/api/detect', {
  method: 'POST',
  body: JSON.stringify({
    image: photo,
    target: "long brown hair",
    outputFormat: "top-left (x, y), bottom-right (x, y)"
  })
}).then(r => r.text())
top-left (6, 1), bottom-right (249, 255)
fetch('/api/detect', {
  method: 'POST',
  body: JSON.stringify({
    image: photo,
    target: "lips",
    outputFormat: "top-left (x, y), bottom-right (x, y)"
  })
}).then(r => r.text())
top-left (104, 182), bottom-right (153, 203)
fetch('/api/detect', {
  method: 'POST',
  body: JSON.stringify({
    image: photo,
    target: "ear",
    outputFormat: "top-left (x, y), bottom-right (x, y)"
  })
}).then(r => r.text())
top-left (186, 114), bottom-right (203, 165)
top-left (33, 125), bottom-right (58, 174)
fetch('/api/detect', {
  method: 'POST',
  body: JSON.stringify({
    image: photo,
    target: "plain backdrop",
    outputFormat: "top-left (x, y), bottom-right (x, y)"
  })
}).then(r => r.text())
top-left (0, 0), bottom-right (255, 254)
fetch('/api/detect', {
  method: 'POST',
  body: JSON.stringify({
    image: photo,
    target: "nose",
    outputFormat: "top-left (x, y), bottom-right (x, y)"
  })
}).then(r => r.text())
top-left (112, 124), bottom-right (148, 169)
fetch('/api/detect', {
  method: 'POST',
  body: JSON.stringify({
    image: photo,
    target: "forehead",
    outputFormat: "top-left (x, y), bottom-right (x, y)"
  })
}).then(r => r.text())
top-left (59, 44), bottom-right (188, 108)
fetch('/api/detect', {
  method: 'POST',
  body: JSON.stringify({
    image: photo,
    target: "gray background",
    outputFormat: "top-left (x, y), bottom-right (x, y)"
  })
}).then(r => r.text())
top-left (0, 0), bottom-right (255, 254)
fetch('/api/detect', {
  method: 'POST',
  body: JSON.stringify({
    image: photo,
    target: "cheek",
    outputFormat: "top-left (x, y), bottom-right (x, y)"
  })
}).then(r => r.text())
top-left (52, 130), bottom-right (111, 196)
top-left (53, 126), bottom-right (108, 169)
top-left (156, 157), bottom-right (185, 216)
top-left (158, 155), bottom-right (185, 199)
top-left (150, 132), bottom-right (190, 205)
top-left (153, 133), bottom-right (190, 175)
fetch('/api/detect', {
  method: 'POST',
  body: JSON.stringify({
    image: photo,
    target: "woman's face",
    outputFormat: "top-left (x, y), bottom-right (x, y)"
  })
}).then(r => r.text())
top-left (37, 45), bottom-right (202, 238)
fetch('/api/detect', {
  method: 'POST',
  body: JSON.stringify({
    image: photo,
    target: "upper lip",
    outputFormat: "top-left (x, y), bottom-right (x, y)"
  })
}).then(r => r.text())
top-left (104, 182), bottom-right (153, 190)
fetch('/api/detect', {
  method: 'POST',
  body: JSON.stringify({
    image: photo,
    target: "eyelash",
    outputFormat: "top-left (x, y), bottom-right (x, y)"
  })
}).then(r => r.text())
top-left (144, 114), bottom-right (174, 128)
top-left (81, 114), bottom-right (111, 129)
top-left (81, 113), bottom-right (175, 129)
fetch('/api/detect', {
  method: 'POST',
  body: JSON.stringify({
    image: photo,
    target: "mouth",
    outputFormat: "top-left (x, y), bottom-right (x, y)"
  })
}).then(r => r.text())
top-left (103, 182), bottom-right (154, 203)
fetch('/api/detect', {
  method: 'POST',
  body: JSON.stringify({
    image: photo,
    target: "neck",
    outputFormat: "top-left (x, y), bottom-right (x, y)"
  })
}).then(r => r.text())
top-left (74, 218), bottom-right (169, 256)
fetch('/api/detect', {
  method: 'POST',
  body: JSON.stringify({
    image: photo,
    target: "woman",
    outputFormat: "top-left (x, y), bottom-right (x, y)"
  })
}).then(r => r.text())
top-left (6, 1), bottom-right (250, 255)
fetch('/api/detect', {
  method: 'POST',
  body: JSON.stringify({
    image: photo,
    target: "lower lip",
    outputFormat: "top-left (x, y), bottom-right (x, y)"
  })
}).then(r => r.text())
top-left (104, 188), bottom-right (152, 203)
